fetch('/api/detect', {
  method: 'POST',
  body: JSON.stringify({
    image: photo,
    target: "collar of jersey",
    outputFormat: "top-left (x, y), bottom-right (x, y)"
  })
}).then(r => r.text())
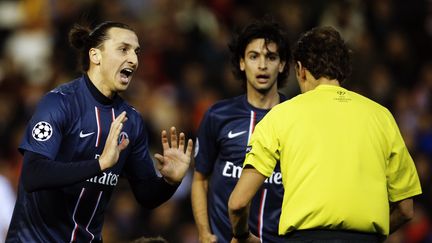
top-left (84, 74), bottom-right (117, 106)
top-left (315, 84), bottom-right (346, 91)
top-left (242, 94), bottom-right (285, 114)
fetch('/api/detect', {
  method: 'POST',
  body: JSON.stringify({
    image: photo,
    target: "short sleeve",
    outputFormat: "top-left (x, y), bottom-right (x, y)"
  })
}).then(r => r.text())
top-left (19, 92), bottom-right (68, 160)
top-left (243, 110), bottom-right (279, 177)
top-left (386, 114), bottom-right (422, 202)
top-left (194, 109), bottom-right (218, 175)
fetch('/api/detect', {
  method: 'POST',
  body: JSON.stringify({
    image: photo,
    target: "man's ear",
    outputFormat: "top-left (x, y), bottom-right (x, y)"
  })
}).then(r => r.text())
top-left (89, 48), bottom-right (101, 65)
top-left (296, 61), bottom-right (306, 81)
top-left (279, 61), bottom-right (286, 73)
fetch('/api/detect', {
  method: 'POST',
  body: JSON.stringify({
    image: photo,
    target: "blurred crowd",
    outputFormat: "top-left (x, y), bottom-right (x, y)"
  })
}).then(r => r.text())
top-left (0, 0), bottom-right (431, 242)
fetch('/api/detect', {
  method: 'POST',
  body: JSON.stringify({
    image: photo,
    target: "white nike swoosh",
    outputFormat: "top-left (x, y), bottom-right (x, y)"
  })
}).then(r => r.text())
top-left (79, 131), bottom-right (95, 138)
top-left (228, 130), bottom-right (247, 139)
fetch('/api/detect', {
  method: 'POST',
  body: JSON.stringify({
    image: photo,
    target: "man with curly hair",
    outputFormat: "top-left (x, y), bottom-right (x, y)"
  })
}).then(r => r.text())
top-left (228, 26), bottom-right (422, 242)
top-left (191, 17), bottom-right (291, 243)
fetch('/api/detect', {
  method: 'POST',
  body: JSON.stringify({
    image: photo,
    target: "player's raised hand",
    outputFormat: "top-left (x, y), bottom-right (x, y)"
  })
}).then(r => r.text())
top-left (99, 111), bottom-right (129, 170)
top-left (154, 126), bottom-right (193, 185)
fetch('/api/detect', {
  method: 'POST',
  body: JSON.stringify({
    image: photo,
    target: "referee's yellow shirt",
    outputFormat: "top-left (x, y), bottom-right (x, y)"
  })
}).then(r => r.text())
top-left (244, 84), bottom-right (422, 236)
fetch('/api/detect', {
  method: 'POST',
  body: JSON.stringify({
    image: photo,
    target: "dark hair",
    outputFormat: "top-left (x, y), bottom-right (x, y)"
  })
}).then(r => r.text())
top-left (229, 16), bottom-right (291, 88)
top-left (68, 21), bottom-right (134, 72)
top-left (292, 26), bottom-right (351, 83)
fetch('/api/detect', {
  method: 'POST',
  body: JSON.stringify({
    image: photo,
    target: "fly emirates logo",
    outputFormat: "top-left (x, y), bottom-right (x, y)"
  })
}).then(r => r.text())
top-left (86, 172), bottom-right (119, 186)
top-left (222, 161), bottom-right (282, 185)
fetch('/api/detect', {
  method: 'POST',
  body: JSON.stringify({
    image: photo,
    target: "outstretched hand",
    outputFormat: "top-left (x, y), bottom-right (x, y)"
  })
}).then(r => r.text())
top-left (99, 111), bottom-right (129, 171)
top-left (154, 127), bottom-right (193, 185)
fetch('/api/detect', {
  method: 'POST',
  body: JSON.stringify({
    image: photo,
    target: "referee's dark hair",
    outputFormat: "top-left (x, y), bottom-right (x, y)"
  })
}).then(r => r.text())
top-left (292, 26), bottom-right (352, 84)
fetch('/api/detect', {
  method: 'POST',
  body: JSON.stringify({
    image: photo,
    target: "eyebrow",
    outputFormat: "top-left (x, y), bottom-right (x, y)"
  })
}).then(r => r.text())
top-left (119, 42), bottom-right (140, 51)
top-left (246, 50), bottom-right (279, 56)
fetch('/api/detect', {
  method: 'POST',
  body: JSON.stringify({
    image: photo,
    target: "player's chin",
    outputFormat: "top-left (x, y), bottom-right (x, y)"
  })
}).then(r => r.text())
top-left (116, 83), bottom-right (130, 92)
top-left (254, 82), bottom-right (270, 89)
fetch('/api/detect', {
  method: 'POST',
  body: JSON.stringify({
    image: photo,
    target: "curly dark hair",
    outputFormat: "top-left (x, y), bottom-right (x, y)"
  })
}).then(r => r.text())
top-left (292, 26), bottom-right (352, 84)
top-left (228, 16), bottom-right (291, 88)
top-left (69, 21), bottom-right (134, 72)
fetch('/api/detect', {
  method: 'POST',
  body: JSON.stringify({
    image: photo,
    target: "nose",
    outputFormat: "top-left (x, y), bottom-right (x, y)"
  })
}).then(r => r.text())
top-left (258, 56), bottom-right (267, 70)
top-left (128, 52), bottom-right (138, 67)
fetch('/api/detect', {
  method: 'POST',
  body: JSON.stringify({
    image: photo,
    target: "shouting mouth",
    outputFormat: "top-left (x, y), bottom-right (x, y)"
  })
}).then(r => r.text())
top-left (120, 68), bottom-right (134, 84)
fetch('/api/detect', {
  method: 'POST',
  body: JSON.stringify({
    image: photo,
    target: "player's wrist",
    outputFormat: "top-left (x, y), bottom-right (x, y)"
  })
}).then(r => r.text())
top-left (98, 157), bottom-right (108, 171)
top-left (232, 230), bottom-right (250, 240)
top-left (162, 176), bottom-right (181, 186)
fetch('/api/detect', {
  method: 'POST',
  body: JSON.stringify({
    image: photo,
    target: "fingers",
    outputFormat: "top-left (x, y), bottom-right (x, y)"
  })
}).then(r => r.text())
top-left (161, 127), bottom-right (191, 153)
top-left (160, 130), bottom-right (169, 151)
top-left (170, 127), bottom-right (178, 148)
top-left (116, 111), bottom-right (127, 123)
top-left (108, 111), bottom-right (126, 145)
top-left (154, 153), bottom-right (164, 170)
top-left (113, 112), bottom-right (127, 143)
top-left (109, 111), bottom-right (129, 151)
top-left (185, 138), bottom-right (193, 157)
top-left (99, 112), bottom-right (128, 170)
top-left (118, 138), bottom-right (129, 151)
top-left (178, 132), bottom-right (185, 151)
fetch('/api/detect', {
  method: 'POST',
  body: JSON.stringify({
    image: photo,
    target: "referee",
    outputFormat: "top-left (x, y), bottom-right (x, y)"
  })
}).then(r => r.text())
top-left (228, 26), bottom-right (422, 242)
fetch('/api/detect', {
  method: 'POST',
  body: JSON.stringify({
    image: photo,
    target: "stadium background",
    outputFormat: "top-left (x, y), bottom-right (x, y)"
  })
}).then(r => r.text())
top-left (0, 0), bottom-right (431, 242)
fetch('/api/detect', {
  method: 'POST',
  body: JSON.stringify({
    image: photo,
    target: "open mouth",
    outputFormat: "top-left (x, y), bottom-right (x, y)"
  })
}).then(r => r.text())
top-left (120, 68), bottom-right (134, 84)
top-left (256, 74), bottom-right (270, 81)
top-left (120, 68), bottom-right (134, 77)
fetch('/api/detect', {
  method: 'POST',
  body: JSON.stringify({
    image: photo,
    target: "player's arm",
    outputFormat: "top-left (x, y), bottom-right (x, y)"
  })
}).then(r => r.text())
top-left (133, 127), bottom-right (192, 209)
top-left (228, 165), bottom-right (265, 243)
top-left (125, 123), bottom-right (189, 209)
top-left (389, 198), bottom-right (414, 234)
top-left (21, 111), bottom-right (128, 192)
top-left (191, 171), bottom-right (217, 243)
top-left (21, 151), bottom-right (101, 192)
top-left (128, 176), bottom-right (179, 209)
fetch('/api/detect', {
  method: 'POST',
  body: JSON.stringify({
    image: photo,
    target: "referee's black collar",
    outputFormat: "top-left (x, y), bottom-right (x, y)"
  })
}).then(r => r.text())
top-left (84, 74), bottom-right (117, 105)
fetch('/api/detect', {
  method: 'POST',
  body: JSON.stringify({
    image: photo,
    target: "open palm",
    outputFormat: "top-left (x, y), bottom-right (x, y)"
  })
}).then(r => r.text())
top-left (154, 127), bottom-right (193, 185)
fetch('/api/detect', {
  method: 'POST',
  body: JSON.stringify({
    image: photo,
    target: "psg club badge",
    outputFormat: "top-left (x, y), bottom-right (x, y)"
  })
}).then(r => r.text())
top-left (32, 121), bottom-right (53, 141)
top-left (118, 131), bottom-right (129, 144)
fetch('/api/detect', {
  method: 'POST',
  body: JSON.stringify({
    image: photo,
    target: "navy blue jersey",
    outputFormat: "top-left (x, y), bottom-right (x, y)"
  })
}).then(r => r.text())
top-left (7, 76), bottom-right (161, 242)
top-left (194, 94), bottom-right (286, 243)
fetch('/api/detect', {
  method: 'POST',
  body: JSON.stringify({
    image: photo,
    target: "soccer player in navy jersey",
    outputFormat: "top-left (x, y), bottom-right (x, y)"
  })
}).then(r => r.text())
top-left (6, 21), bottom-right (193, 242)
top-left (191, 17), bottom-right (291, 243)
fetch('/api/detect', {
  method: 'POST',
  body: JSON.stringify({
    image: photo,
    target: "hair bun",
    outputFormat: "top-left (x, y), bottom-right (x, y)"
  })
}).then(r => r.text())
top-left (68, 24), bottom-right (91, 50)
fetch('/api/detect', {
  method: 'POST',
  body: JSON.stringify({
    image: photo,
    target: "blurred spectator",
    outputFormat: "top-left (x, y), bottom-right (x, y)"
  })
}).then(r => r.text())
top-left (319, 0), bottom-right (365, 47)
top-left (0, 161), bottom-right (16, 242)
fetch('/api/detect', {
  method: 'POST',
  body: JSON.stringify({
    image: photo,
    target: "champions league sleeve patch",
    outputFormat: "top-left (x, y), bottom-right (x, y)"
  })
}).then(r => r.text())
top-left (32, 121), bottom-right (53, 141)
top-left (246, 146), bottom-right (252, 153)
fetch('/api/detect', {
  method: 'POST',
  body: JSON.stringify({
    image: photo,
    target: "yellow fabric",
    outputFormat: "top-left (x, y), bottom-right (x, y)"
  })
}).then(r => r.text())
top-left (244, 85), bottom-right (422, 236)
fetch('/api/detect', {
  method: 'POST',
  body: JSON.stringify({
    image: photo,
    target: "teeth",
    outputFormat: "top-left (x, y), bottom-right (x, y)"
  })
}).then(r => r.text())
top-left (121, 68), bottom-right (134, 77)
